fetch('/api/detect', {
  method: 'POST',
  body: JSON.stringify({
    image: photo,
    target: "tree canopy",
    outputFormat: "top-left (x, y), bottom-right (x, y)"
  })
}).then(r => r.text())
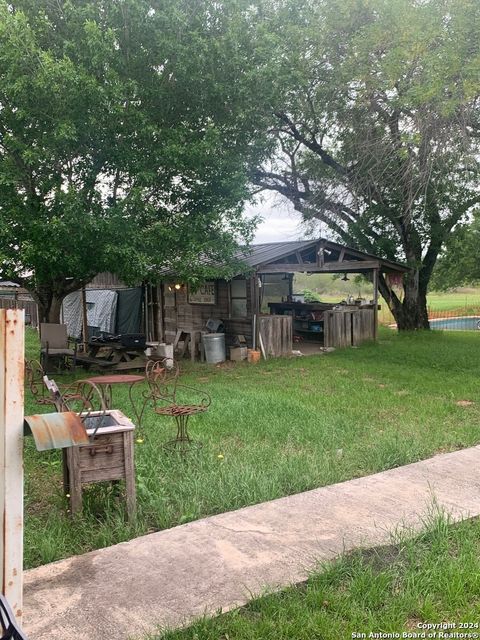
top-left (0, 0), bottom-right (276, 320)
top-left (2, 0), bottom-right (479, 328)
top-left (431, 212), bottom-right (480, 291)
top-left (253, 0), bottom-right (480, 329)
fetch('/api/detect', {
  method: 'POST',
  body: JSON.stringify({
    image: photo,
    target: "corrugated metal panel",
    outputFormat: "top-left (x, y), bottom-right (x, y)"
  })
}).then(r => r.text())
top-left (24, 412), bottom-right (89, 451)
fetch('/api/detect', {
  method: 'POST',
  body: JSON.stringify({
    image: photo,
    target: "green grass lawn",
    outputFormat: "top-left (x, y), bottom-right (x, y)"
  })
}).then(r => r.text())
top-left (24, 327), bottom-right (480, 570)
top-left (153, 514), bottom-right (480, 640)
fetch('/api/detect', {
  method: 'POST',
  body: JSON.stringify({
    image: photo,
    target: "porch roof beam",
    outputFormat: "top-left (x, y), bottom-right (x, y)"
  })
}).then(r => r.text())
top-left (257, 260), bottom-right (381, 274)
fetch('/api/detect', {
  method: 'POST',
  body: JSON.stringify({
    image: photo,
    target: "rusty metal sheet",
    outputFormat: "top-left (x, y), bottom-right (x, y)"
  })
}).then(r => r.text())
top-left (24, 412), bottom-right (89, 451)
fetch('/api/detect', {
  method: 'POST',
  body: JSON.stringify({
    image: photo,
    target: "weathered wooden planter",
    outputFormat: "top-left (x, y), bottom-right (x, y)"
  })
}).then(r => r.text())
top-left (62, 410), bottom-right (136, 518)
top-left (25, 407), bottom-right (136, 519)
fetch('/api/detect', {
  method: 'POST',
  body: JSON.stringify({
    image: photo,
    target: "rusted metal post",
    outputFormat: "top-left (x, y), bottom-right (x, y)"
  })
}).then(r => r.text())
top-left (0, 309), bottom-right (24, 624)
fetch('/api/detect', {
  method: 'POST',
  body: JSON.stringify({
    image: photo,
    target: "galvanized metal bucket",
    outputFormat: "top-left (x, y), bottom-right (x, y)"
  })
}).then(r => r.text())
top-left (202, 333), bottom-right (226, 364)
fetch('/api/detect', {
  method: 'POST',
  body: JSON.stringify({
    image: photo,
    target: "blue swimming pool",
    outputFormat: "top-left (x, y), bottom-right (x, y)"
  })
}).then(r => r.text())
top-left (430, 316), bottom-right (480, 331)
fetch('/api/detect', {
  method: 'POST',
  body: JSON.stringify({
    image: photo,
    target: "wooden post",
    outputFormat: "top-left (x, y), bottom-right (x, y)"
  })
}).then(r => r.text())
top-left (251, 274), bottom-right (260, 351)
top-left (0, 309), bottom-right (24, 624)
top-left (373, 268), bottom-right (379, 341)
top-left (81, 287), bottom-right (88, 352)
top-left (156, 284), bottom-right (164, 343)
top-left (144, 284), bottom-right (150, 341)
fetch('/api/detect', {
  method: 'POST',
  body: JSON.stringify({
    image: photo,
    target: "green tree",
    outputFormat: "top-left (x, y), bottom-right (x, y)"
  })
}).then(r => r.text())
top-left (431, 212), bottom-right (480, 290)
top-left (253, 0), bottom-right (480, 329)
top-left (0, 0), bottom-right (275, 321)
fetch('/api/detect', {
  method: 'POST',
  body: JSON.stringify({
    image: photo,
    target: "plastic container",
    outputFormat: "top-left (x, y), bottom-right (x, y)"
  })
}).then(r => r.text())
top-left (157, 343), bottom-right (174, 369)
top-left (202, 333), bottom-right (226, 364)
top-left (247, 349), bottom-right (261, 364)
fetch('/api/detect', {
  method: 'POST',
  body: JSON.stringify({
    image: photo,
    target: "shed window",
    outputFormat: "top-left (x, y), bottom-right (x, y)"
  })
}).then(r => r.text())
top-left (164, 286), bottom-right (176, 308)
top-left (230, 279), bottom-right (247, 317)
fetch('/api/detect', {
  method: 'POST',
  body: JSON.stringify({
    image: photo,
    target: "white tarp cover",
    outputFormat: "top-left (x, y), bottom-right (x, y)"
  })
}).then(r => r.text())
top-left (62, 289), bottom-right (118, 339)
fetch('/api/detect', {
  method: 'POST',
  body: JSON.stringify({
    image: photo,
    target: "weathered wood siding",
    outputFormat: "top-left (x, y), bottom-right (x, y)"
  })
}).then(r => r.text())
top-left (162, 279), bottom-right (254, 346)
top-left (352, 309), bottom-right (375, 345)
top-left (223, 319), bottom-right (252, 345)
top-left (87, 272), bottom-right (131, 289)
top-left (258, 315), bottom-right (292, 357)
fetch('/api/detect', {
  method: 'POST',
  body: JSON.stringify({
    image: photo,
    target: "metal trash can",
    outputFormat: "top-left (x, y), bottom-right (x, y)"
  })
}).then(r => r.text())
top-left (202, 333), bottom-right (226, 364)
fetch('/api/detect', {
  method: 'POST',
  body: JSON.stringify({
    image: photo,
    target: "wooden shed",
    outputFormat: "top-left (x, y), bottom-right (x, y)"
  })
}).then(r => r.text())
top-left (154, 239), bottom-right (408, 359)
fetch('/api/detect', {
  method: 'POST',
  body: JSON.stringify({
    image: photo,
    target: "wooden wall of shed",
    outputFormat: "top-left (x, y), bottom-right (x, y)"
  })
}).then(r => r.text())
top-left (161, 278), bottom-right (255, 347)
top-left (87, 272), bottom-right (132, 290)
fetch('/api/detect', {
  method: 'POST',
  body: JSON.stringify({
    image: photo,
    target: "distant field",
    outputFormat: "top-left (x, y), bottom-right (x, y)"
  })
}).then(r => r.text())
top-left (293, 273), bottom-right (374, 299)
top-left (426, 290), bottom-right (480, 312)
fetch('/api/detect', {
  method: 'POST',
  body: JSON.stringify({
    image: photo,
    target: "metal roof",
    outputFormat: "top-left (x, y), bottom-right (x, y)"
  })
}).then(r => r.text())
top-left (234, 240), bottom-right (318, 267)
top-left (159, 238), bottom-right (408, 278)
top-left (235, 239), bottom-right (408, 273)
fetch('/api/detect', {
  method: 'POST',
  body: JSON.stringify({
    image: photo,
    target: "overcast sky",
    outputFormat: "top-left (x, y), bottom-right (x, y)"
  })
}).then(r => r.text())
top-left (244, 191), bottom-right (309, 244)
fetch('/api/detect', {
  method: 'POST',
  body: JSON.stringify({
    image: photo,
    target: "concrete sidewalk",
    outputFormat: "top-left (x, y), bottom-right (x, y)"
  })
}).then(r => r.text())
top-left (24, 445), bottom-right (480, 640)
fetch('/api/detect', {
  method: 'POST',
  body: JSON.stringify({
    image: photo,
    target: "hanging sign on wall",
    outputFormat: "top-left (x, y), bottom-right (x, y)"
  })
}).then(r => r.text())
top-left (188, 282), bottom-right (216, 305)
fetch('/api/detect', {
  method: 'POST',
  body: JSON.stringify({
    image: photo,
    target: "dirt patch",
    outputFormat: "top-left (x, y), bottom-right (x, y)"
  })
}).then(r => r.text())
top-left (405, 618), bottom-right (423, 631)
top-left (456, 400), bottom-right (475, 407)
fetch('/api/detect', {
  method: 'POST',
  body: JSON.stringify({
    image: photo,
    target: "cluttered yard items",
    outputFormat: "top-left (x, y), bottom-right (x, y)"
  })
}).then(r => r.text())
top-left (157, 239), bottom-right (408, 359)
top-left (25, 377), bottom-right (136, 519)
top-left (142, 359), bottom-right (211, 453)
top-left (75, 333), bottom-right (148, 372)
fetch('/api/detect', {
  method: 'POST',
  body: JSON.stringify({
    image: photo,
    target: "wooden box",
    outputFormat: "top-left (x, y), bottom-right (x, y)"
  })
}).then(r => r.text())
top-left (63, 410), bottom-right (136, 518)
top-left (229, 347), bottom-right (248, 361)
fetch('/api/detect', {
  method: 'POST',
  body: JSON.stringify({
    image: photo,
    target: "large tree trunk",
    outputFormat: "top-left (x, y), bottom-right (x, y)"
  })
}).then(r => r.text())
top-left (31, 278), bottom-right (86, 324)
top-left (37, 295), bottom-right (64, 324)
top-left (379, 270), bottom-right (430, 330)
top-left (35, 288), bottom-right (65, 324)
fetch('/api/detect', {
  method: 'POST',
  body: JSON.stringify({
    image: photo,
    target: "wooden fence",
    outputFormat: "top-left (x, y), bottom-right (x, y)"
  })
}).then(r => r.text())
top-left (324, 308), bottom-right (375, 348)
top-left (258, 315), bottom-right (292, 357)
top-left (0, 298), bottom-right (38, 328)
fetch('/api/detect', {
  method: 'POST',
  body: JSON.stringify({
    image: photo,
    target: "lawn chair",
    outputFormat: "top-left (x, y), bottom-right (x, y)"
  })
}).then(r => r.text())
top-left (142, 359), bottom-right (211, 451)
top-left (40, 323), bottom-right (77, 373)
top-left (0, 594), bottom-right (29, 639)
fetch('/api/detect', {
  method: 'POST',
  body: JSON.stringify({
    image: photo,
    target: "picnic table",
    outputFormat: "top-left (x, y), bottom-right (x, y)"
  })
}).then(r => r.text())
top-left (76, 340), bottom-right (147, 372)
